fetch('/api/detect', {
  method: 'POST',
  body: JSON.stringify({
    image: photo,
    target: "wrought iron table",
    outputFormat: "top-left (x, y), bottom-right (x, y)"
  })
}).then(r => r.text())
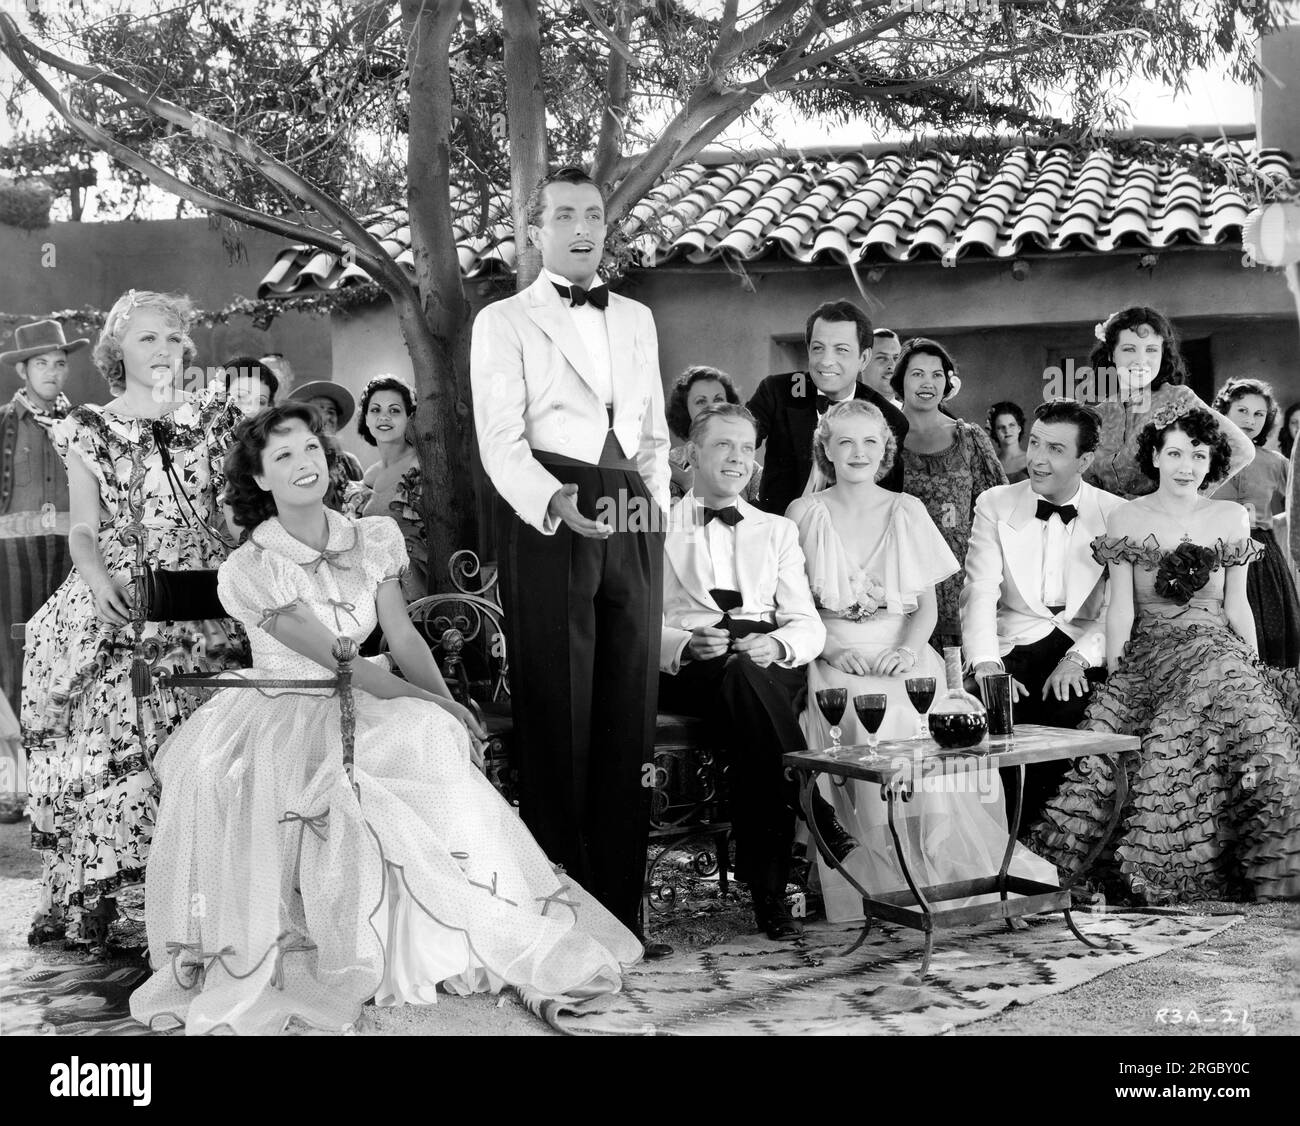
top-left (784, 724), bottom-right (1141, 975)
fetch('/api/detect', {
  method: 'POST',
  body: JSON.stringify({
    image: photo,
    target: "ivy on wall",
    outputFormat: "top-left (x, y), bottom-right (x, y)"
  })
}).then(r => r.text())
top-left (0, 281), bottom-right (386, 339)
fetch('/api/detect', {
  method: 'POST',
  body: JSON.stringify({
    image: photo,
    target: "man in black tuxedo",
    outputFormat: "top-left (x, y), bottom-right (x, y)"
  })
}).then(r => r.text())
top-left (747, 300), bottom-right (909, 516)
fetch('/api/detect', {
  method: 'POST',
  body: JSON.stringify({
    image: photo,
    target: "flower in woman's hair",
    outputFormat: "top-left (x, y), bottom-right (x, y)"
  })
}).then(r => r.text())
top-left (1093, 321), bottom-right (1107, 343)
top-left (1154, 542), bottom-right (1216, 604)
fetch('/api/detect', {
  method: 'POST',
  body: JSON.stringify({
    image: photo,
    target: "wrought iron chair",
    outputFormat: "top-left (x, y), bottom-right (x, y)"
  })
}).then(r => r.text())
top-left (403, 549), bottom-right (733, 918)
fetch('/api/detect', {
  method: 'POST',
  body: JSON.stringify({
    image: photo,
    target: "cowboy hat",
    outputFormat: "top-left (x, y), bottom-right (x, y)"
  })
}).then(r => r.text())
top-left (0, 319), bottom-right (90, 366)
top-left (289, 380), bottom-right (356, 427)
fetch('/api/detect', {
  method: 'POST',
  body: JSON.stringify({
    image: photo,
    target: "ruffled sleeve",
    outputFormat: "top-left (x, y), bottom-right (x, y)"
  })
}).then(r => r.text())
top-left (216, 543), bottom-right (307, 633)
top-left (357, 516), bottom-right (411, 590)
top-left (388, 467), bottom-right (427, 595)
top-left (787, 496), bottom-right (854, 611)
top-left (878, 494), bottom-right (960, 615)
top-left (1216, 537), bottom-right (1265, 568)
top-left (1090, 534), bottom-right (1161, 569)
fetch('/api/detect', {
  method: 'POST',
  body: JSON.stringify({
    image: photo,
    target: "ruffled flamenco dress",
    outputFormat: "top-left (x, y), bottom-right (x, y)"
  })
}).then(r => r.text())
top-left (1031, 534), bottom-right (1300, 904)
top-left (129, 511), bottom-right (641, 1034)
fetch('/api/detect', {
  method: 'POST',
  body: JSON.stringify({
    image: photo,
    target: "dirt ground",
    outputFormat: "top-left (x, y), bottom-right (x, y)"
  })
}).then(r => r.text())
top-left (2, 816), bottom-right (1296, 1037)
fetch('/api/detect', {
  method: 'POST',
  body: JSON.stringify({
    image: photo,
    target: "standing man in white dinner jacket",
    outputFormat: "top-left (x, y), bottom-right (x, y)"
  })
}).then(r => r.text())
top-left (960, 399), bottom-right (1124, 826)
top-left (471, 166), bottom-right (670, 944)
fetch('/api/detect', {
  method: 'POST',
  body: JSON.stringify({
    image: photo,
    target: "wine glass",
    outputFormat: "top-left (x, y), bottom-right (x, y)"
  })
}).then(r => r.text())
top-left (853, 693), bottom-right (888, 757)
top-left (815, 687), bottom-right (848, 755)
top-left (905, 676), bottom-right (937, 741)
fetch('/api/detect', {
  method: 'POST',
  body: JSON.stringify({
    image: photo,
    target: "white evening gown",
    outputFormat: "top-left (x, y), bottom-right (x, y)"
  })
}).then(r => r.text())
top-left (787, 493), bottom-right (1057, 923)
top-left (130, 511), bottom-right (640, 1034)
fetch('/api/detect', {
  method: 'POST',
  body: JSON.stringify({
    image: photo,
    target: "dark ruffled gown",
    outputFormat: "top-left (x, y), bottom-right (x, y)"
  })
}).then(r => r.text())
top-left (1031, 534), bottom-right (1300, 904)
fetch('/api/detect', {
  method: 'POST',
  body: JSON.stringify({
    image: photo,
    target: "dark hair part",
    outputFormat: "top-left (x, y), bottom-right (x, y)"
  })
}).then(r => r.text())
top-left (987, 400), bottom-right (1025, 439)
top-left (1212, 377), bottom-right (1277, 447)
top-left (223, 402), bottom-right (338, 538)
top-left (687, 402), bottom-right (756, 447)
top-left (1136, 406), bottom-right (1232, 486)
top-left (666, 365), bottom-right (743, 441)
top-left (890, 337), bottom-right (958, 398)
top-left (221, 355), bottom-right (279, 403)
top-left (1280, 402), bottom-right (1300, 460)
top-left (812, 399), bottom-right (896, 485)
top-left (1089, 306), bottom-right (1187, 392)
top-left (357, 375), bottom-right (417, 446)
top-left (804, 300), bottom-right (873, 353)
top-left (1032, 399), bottom-right (1102, 456)
top-left (525, 165), bottom-right (603, 229)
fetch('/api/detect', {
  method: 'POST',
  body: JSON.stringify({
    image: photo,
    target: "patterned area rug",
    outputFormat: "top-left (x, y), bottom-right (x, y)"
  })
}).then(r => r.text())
top-left (546, 911), bottom-right (1242, 1036)
top-left (1, 963), bottom-right (156, 1036)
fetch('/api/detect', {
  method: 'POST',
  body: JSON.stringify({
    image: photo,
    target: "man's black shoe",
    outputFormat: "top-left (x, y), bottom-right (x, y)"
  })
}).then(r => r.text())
top-left (752, 893), bottom-right (804, 941)
top-left (813, 808), bottom-right (859, 863)
top-left (634, 933), bottom-right (675, 959)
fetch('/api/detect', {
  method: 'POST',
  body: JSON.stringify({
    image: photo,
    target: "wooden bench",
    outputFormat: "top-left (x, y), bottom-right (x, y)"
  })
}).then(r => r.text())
top-left (405, 550), bottom-right (733, 918)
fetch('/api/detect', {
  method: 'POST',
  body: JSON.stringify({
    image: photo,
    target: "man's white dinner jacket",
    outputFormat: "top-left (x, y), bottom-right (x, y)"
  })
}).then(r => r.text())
top-left (959, 478), bottom-right (1124, 669)
top-left (471, 273), bottom-right (670, 533)
top-left (660, 493), bottom-right (825, 674)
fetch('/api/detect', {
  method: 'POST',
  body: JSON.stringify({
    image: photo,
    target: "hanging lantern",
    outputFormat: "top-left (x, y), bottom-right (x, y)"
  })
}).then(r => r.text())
top-left (1244, 202), bottom-right (1300, 268)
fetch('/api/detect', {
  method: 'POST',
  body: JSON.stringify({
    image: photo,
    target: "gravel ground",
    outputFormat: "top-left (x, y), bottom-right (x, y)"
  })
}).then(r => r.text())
top-left (2, 817), bottom-right (1295, 1037)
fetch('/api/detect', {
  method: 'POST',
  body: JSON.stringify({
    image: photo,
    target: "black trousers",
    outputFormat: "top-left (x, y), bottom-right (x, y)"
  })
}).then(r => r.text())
top-left (658, 653), bottom-right (809, 897)
top-left (1000, 627), bottom-right (1107, 828)
top-left (494, 464), bottom-right (662, 932)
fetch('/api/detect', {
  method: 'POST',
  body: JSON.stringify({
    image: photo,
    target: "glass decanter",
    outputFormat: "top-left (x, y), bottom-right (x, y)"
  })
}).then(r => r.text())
top-left (925, 647), bottom-right (988, 750)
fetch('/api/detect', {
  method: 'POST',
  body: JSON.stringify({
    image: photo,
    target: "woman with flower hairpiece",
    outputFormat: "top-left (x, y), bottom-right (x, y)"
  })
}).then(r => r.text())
top-left (1082, 306), bottom-right (1255, 499)
top-left (788, 401), bottom-right (1056, 922)
top-left (1209, 377), bottom-right (1300, 668)
top-left (22, 290), bottom-right (246, 948)
top-left (341, 375), bottom-right (427, 598)
top-left (1031, 403), bottom-right (1300, 904)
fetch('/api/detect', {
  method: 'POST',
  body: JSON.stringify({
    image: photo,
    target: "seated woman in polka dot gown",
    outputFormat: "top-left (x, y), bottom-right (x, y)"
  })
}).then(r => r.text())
top-left (130, 403), bottom-right (641, 1035)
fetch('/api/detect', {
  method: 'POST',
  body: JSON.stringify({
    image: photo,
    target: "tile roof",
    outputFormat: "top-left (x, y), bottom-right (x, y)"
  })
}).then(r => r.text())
top-left (256, 139), bottom-right (1292, 297)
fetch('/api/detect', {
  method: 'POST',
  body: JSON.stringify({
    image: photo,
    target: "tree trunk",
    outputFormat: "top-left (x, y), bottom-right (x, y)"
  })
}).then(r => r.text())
top-left (504, 0), bottom-right (547, 291)
top-left (401, 0), bottom-right (476, 593)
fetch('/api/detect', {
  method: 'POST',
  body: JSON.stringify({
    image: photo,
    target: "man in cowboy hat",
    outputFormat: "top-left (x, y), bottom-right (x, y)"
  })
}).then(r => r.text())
top-left (0, 319), bottom-right (86, 821)
top-left (288, 378), bottom-right (365, 502)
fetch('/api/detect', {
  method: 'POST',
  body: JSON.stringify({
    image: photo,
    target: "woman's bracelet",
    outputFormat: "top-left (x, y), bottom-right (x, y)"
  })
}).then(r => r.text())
top-left (895, 645), bottom-right (917, 668)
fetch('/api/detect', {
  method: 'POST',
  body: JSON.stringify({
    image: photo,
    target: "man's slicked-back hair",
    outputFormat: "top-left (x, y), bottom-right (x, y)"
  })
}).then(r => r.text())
top-left (804, 299), bottom-right (873, 353)
top-left (1033, 398), bottom-right (1102, 456)
top-left (688, 402), bottom-right (757, 447)
top-left (525, 165), bottom-right (603, 228)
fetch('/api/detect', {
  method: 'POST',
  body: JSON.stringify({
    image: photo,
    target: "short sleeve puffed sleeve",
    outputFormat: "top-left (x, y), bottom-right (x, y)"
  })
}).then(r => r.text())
top-left (357, 516), bottom-right (410, 588)
top-left (201, 389), bottom-right (243, 504)
top-left (217, 543), bottom-right (307, 633)
top-left (51, 408), bottom-right (113, 505)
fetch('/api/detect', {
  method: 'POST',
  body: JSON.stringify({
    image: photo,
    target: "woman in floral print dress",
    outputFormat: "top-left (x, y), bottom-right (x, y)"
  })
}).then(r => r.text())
top-left (22, 291), bottom-right (244, 947)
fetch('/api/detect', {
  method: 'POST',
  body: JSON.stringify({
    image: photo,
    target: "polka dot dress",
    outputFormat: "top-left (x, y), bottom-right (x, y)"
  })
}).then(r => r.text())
top-left (129, 511), bottom-right (642, 1034)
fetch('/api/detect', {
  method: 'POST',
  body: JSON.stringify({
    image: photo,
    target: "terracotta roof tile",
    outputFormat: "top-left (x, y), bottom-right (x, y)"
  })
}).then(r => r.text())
top-left (256, 140), bottom-right (1291, 296)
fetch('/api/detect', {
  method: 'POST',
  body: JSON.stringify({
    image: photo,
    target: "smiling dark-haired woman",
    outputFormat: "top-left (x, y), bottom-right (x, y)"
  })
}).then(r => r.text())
top-left (1032, 403), bottom-right (1300, 905)
top-left (130, 402), bottom-right (641, 1035)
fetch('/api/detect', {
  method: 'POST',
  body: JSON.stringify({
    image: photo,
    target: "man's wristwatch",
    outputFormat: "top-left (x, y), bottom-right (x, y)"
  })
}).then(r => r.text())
top-left (1061, 650), bottom-right (1089, 671)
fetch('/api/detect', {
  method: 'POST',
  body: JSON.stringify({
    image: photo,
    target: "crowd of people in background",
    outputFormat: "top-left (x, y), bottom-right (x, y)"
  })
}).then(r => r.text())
top-left (2, 165), bottom-right (1298, 1033)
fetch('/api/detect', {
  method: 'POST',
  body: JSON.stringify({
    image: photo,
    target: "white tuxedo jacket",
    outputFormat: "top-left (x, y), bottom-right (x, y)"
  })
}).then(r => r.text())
top-left (471, 273), bottom-right (670, 533)
top-left (959, 479), bottom-right (1125, 669)
top-left (660, 494), bottom-right (825, 674)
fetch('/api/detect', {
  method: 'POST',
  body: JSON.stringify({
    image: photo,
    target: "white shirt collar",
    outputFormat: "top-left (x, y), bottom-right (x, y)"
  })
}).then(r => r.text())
top-left (544, 268), bottom-right (605, 294)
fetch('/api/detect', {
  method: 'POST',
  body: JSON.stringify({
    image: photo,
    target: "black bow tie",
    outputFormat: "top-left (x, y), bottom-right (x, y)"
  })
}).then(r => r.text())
top-left (701, 505), bottom-right (742, 527)
top-left (815, 393), bottom-right (850, 414)
top-left (552, 281), bottom-right (608, 310)
top-left (1035, 499), bottom-right (1077, 525)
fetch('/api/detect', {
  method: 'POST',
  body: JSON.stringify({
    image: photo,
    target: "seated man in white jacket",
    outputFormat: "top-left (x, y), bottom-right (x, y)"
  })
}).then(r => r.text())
top-left (960, 399), bottom-right (1124, 826)
top-left (659, 403), bottom-right (852, 941)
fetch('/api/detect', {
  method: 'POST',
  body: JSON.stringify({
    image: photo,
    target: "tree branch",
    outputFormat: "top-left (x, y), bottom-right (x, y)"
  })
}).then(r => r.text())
top-left (0, 13), bottom-right (413, 299)
top-left (592, 0), bottom-right (633, 185)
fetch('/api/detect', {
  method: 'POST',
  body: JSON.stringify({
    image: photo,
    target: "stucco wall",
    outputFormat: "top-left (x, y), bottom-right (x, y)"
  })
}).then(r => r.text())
top-left (0, 218), bottom-right (331, 409)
